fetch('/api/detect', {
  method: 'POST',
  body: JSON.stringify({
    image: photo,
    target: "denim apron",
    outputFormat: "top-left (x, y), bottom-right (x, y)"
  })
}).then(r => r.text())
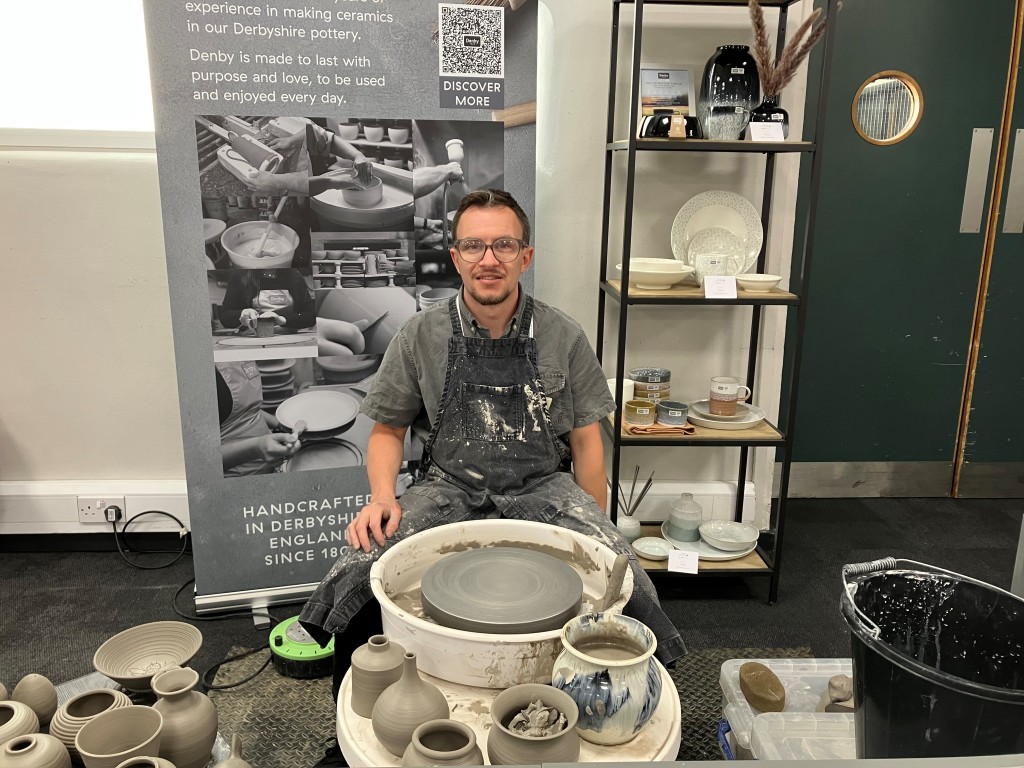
top-left (419, 293), bottom-right (570, 493)
top-left (217, 360), bottom-right (275, 477)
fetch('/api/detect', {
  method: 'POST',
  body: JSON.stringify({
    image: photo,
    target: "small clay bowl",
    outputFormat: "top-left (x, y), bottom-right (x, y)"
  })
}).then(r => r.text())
top-left (656, 400), bottom-right (688, 426)
top-left (629, 367), bottom-right (671, 384)
top-left (623, 400), bottom-right (657, 426)
top-left (645, 389), bottom-right (671, 402)
top-left (342, 176), bottom-right (384, 208)
top-left (632, 380), bottom-right (671, 393)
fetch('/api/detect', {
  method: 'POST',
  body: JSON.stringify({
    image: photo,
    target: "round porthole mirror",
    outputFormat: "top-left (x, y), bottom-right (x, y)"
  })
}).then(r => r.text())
top-left (852, 71), bottom-right (923, 145)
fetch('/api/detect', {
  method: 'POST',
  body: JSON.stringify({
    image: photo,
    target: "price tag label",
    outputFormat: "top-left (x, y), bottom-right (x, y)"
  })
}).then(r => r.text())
top-left (703, 275), bottom-right (738, 299)
top-left (668, 549), bottom-right (699, 574)
top-left (749, 122), bottom-right (785, 142)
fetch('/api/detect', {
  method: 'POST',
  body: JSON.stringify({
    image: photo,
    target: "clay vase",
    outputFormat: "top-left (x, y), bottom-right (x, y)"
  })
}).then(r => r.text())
top-left (401, 720), bottom-right (482, 767)
top-left (75, 706), bottom-right (163, 768)
top-left (0, 683), bottom-right (7, 701)
top-left (151, 667), bottom-right (217, 768)
top-left (0, 734), bottom-right (71, 768)
top-left (50, 689), bottom-right (133, 760)
top-left (114, 758), bottom-right (177, 768)
top-left (350, 635), bottom-right (406, 718)
top-left (486, 684), bottom-right (580, 765)
top-left (216, 735), bottom-right (251, 768)
top-left (12, 675), bottom-right (58, 727)
top-left (551, 613), bottom-right (661, 746)
top-left (371, 653), bottom-right (449, 757)
top-left (0, 701), bottom-right (40, 745)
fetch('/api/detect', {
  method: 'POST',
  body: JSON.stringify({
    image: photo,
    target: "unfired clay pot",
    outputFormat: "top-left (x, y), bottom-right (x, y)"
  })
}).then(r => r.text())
top-left (371, 653), bottom-right (449, 757)
top-left (0, 734), bottom-right (71, 768)
top-left (0, 701), bottom-right (40, 745)
top-left (151, 667), bottom-right (217, 768)
top-left (50, 689), bottom-right (133, 760)
top-left (486, 684), bottom-right (580, 765)
top-left (351, 635), bottom-right (406, 718)
top-left (75, 706), bottom-right (163, 768)
top-left (216, 735), bottom-right (250, 768)
top-left (0, 683), bottom-right (8, 701)
top-left (401, 720), bottom-right (482, 767)
top-left (114, 757), bottom-right (177, 768)
top-left (12, 675), bottom-right (58, 727)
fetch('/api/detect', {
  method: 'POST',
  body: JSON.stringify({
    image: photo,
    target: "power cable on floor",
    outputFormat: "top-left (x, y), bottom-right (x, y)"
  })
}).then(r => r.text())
top-left (112, 509), bottom-right (192, 570)
top-left (173, 577), bottom-right (283, 692)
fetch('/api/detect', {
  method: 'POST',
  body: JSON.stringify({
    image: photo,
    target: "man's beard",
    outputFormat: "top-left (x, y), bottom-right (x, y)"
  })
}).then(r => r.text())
top-left (465, 273), bottom-right (515, 306)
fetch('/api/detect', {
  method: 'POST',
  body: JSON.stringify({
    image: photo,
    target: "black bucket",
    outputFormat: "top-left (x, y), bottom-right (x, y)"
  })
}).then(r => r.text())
top-left (841, 558), bottom-right (1024, 758)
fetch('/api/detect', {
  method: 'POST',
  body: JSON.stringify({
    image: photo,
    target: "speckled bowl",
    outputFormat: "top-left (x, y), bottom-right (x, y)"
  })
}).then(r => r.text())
top-left (624, 400), bottom-right (657, 426)
top-left (629, 367), bottom-right (671, 384)
top-left (656, 400), bottom-right (688, 426)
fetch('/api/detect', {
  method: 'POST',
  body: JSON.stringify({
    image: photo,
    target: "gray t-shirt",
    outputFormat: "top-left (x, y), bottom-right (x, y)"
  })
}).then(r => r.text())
top-left (360, 289), bottom-right (615, 441)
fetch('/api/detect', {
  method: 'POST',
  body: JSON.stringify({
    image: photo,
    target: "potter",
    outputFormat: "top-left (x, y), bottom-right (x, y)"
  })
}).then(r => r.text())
top-left (299, 190), bottom-right (685, 710)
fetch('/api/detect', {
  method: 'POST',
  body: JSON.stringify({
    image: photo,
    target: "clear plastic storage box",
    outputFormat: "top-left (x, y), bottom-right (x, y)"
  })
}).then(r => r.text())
top-left (719, 657), bottom-right (853, 760)
top-left (750, 712), bottom-right (857, 760)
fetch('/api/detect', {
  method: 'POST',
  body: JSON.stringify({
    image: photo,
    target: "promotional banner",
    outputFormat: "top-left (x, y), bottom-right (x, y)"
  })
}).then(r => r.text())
top-left (141, 0), bottom-right (537, 609)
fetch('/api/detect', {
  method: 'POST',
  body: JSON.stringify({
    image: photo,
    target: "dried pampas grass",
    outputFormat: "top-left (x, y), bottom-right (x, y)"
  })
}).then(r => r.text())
top-left (749, 0), bottom-right (826, 96)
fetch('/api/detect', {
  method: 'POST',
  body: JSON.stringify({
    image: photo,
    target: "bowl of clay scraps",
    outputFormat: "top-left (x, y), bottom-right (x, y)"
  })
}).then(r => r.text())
top-left (342, 176), bottom-right (384, 208)
top-left (93, 621), bottom-right (203, 692)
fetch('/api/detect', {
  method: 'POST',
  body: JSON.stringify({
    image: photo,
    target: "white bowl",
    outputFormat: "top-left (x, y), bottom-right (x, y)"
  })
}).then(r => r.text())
top-left (698, 520), bottom-right (760, 552)
top-left (221, 221), bottom-right (299, 269)
top-left (735, 274), bottom-right (782, 292)
top-left (615, 259), bottom-right (694, 290)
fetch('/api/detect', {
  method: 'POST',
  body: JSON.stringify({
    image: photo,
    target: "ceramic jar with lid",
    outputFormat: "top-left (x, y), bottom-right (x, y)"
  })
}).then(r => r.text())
top-left (667, 493), bottom-right (702, 542)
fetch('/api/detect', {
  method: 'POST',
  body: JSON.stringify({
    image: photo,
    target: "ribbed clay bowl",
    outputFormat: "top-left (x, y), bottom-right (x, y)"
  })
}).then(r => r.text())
top-left (93, 621), bottom-right (202, 691)
top-left (50, 689), bottom-right (133, 758)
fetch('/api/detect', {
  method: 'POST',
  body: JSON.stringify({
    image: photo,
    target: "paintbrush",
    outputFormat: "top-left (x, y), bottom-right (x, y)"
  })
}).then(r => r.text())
top-left (628, 470), bottom-right (656, 517)
top-left (627, 465), bottom-right (640, 512)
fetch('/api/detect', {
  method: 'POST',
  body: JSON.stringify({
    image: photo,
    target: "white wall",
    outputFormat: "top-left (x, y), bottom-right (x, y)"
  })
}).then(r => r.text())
top-left (1, 0), bottom-right (811, 530)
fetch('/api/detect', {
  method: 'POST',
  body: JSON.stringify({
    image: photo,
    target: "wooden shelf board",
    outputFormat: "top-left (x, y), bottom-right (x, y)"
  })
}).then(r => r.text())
top-left (608, 139), bottom-right (814, 153)
top-left (604, 413), bottom-right (784, 444)
top-left (605, 279), bottom-right (798, 305)
top-left (633, 525), bottom-right (771, 572)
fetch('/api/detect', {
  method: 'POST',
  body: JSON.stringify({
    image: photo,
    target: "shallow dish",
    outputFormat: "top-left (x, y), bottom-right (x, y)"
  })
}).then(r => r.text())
top-left (735, 273), bottom-right (782, 292)
top-left (421, 547), bottom-right (584, 634)
top-left (632, 537), bottom-right (672, 561)
top-left (699, 520), bottom-right (760, 551)
top-left (93, 621), bottom-right (202, 691)
top-left (661, 523), bottom-right (757, 561)
top-left (689, 399), bottom-right (752, 422)
top-left (687, 402), bottom-right (766, 430)
top-left (615, 259), bottom-right (694, 291)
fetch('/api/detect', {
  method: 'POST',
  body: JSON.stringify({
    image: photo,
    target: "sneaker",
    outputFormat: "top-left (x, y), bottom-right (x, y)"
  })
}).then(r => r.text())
top-left (311, 738), bottom-right (346, 768)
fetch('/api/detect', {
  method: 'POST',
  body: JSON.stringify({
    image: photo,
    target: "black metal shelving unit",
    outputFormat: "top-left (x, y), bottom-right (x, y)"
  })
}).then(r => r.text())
top-left (598, 0), bottom-right (838, 603)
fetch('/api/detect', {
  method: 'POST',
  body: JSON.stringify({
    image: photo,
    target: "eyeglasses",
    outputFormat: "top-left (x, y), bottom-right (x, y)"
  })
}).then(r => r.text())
top-left (453, 238), bottom-right (527, 263)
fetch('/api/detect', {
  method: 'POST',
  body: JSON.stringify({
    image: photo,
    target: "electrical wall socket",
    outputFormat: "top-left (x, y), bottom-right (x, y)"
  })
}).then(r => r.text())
top-left (77, 495), bottom-right (125, 524)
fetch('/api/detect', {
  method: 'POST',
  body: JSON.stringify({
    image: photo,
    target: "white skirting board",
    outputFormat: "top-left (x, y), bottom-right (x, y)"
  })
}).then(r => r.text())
top-left (0, 480), bottom-right (189, 535)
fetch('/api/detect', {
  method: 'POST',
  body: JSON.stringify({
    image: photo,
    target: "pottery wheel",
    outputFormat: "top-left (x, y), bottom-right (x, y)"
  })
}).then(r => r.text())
top-left (420, 547), bottom-right (583, 634)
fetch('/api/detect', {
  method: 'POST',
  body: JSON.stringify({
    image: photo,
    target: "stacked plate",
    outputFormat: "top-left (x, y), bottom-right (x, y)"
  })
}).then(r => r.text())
top-left (659, 520), bottom-right (760, 561)
top-left (687, 399), bottom-right (766, 430)
top-left (670, 191), bottom-right (763, 284)
top-left (339, 257), bottom-right (366, 276)
top-left (257, 359), bottom-right (297, 411)
top-left (418, 287), bottom-right (459, 310)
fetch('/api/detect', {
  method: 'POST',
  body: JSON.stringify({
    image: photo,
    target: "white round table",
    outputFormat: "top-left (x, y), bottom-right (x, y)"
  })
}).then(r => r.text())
top-left (336, 661), bottom-right (682, 766)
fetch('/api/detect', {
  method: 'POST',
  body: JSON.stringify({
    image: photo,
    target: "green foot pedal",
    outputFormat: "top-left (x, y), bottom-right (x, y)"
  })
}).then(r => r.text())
top-left (269, 616), bottom-right (334, 679)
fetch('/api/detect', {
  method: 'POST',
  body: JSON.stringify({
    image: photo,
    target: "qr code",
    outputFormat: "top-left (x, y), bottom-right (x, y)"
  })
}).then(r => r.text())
top-left (438, 4), bottom-right (504, 77)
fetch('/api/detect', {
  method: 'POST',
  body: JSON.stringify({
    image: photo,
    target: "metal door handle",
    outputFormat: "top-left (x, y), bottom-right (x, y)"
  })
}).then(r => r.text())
top-left (961, 128), bottom-right (995, 233)
top-left (1003, 129), bottom-right (1024, 234)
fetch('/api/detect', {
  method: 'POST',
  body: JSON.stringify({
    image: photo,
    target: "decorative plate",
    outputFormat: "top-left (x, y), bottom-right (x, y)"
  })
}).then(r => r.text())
top-left (661, 522), bottom-right (757, 561)
top-left (670, 191), bottom-right (763, 274)
top-left (687, 403), bottom-right (766, 430)
top-left (420, 547), bottom-right (584, 634)
top-left (275, 390), bottom-right (360, 433)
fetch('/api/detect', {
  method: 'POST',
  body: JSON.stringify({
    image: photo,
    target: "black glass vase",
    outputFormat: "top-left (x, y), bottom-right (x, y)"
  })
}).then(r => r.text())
top-left (698, 45), bottom-right (760, 140)
top-left (749, 95), bottom-right (790, 139)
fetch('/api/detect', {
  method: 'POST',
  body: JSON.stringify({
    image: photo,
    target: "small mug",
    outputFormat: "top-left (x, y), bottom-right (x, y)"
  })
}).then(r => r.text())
top-left (656, 400), bottom-right (688, 426)
top-left (709, 376), bottom-right (751, 417)
top-left (624, 399), bottom-right (657, 426)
